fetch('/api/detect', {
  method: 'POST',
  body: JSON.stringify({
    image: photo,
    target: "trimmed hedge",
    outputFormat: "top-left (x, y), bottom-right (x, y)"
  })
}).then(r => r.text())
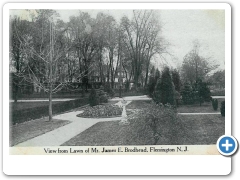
top-left (10, 98), bottom-right (88, 125)
top-left (212, 99), bottom-right (218, 111)
top-left (220, 101), bottom-right (225, 117)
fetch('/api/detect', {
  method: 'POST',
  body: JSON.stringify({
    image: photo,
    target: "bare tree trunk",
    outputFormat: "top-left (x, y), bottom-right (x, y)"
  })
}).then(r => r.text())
top-left (49, 83), bottom-right (53, 121)
top-left (49, 21), bottom-right (53, 121)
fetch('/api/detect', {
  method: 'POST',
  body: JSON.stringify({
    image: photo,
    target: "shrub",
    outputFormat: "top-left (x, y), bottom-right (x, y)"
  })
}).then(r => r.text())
top-left (89, 88), bottom-right (99, 106)
top-left (104, 84), bottom-right (115, 98)
top-left (198, 81), bottom-right (211, 102)
top-left (78, 104), bottom-right (122, 118)
top-left (98, 85), bottom-right (109, 103)
top-left (175, 91), bottom-right (181, 106)
top-left (139, 101), bottom-right (177, 145)
top-left (181, 83), bottom-right (194, 104)
top-left (212, 99), bottom-right (218, 111)
top-left (147, 67), bottom-right (157, 97)
top-left (211, 90), bottom-right (225, 96)
top-left (153, 67), bottom-right (176, 105)
top-left (220, 101), bottom-right (225, 117)
top-left (99, 94), bottom-right (108, 103)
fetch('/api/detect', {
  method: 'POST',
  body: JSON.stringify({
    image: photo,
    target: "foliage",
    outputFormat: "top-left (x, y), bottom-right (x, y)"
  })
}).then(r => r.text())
top-left (155, 69), bottom-right (161, 82)
top-left (196, 79), bottom-right (211, 104)
top-left (138, 101), bottom-right (177, 145)
top-left (89, 88), bottom-right (100, 106)
top-left (99, 94), bottom-right (108, 103)
top-left (98, 85), bottom-right (109, 103)
top-left (78, 104), bottom-right (122, 118)
top-left (181, 80), bottom-right (211, 105)
top-left (220, 101), bottom-right (225, 117)
top-left (175, 91), bottom-right (181, 106)
top-left (181, 82), bottom-right (193, 104)
top-left (181, 40), bottom-right (218, 85)
top-left (104, 83), bottom-right (115, 98)
top-left (212, 99), bottom-right (218, 111)
top-left (171, 69), bottom-right (181, 92)
top-left (211, 90), bottom-right (225, 96)
top-left (147, 67), bottom-right (157, 97)
top-left (153, 67), bottom-right (176, 105)
top-left (207, 70), bottom-right (225, 90)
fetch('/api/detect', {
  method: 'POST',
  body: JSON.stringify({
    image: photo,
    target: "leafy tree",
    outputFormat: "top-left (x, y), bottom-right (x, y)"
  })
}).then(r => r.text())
top-left (212, 99), bottom-right (218, 111)
top-left (220, 101), bottom-right (225, 117)
top-left (148, 67), bottom-right (156, 97)
top-left (207, 70), bottom-right (225, 89)
top-left (181, 82), bottom-right (194, 105)
top-left (10, 17), bottom-right (32, 102)
top-left (197, 80), bottom-right (211, 105)
top-left (154, 67), bottom-right (175, 105)
top-left (89, 88), bottom-right (99, 106)
top-left (155, 68), bottom-right (160, 82)
top-left (120, 10), bottom-right (165, 87)
top-left (181, 40), bottom-right (218, 84)
top-left (171, 69), bottom-right (181, 92)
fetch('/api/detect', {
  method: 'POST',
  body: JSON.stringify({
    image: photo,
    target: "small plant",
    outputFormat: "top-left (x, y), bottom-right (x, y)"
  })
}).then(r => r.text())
top-left (99, 94), bottom-right (108, 103)
top-left (220, 101), bottom-right (225, 117)
top-left (104, 84), bottom-right (115, 98)
top-left (212, 99), bottom-right (218, 111)
top-left (78, 104), bottom-right (122, 118)
top-left (89, 88), bottom-right (99, 107)
top-left (139, 101), bottom-right (177, 145)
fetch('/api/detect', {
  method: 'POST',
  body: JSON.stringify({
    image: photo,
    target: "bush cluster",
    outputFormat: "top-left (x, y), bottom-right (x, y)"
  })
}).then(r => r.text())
top-left (89, 88), bottom-right (100, 106)
top-left (89, 86), bottom-right (109, 106)
top-left (181, 80), bottom-right (211, 105)
top-left (212, 99), bottom-right (218, 111)
top-left (220, 101), bottom-right (225, 117)
top-left (138, 101), bottom-right (177, 144)
top-left (78, 104), bottom-right (122, 118)
top-left (153, 67), bottom-right (176, 106)
top-left (104, 84), bottom-right (115, 98)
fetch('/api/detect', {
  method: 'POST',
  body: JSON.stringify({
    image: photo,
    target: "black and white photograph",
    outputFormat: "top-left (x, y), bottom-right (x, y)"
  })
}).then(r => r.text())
top-left (8, 7), bottom-right (226, 154)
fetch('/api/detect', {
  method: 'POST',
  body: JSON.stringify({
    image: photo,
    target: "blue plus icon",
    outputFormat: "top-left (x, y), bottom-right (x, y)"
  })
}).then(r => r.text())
top-left (217, 135), bottom-right (238, 156)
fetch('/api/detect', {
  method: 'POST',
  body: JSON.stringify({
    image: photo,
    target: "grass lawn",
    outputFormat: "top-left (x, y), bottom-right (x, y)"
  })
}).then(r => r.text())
top-left (126, 100), bottom-right (151, 109)
top-left (177, 103), bottom-right (216, 113)
top-left (177, 98), bottom-right (225, 113)
top-left (11, 92), bottom-right (90, 100)
top-left (178, 114), bottom-right (225, 144)
top-left (62, 100), bottom-right (225, 146)
top-left (10, 118), bottom-right (71, 146)
top-left (62, 114), bottom-right (224, 146)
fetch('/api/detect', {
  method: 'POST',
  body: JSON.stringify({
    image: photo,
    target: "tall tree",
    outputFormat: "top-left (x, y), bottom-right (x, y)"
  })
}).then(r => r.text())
top-left (13, 10), bottom-right (79, 120)
top-left (171, 69), bottom-right (181, 92)
top-left (154, 67), bottom-right (175, 105)
top-left (181, 40), bottom-right (218, 84)
top-left (10, 17), bottom-right (31, 102)
top-left (120, 10), bottom-right (164, 88)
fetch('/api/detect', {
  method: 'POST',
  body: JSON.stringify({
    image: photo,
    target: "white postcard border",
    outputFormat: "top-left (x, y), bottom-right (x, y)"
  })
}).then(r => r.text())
top-left (3, 2), bottom-right (231, 175)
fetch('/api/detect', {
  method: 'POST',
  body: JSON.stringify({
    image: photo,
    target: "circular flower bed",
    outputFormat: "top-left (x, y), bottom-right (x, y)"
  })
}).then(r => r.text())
top-left (77, 104), bottom-right (122, 118)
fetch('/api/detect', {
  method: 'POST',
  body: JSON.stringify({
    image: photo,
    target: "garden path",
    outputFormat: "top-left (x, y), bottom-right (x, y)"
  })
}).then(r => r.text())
top-left (14, 100), bottom-right (132, 147)
top-left (211, 96), bottom-right (225, 99)
top-left (109, 95), bottom-right (151, 101)
top-left (178, 112), bottom-right (221, 115)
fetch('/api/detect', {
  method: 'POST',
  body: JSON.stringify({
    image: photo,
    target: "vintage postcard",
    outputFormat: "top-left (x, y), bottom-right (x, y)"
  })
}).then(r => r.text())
top-left (3, 2), bottom-right (232, 175)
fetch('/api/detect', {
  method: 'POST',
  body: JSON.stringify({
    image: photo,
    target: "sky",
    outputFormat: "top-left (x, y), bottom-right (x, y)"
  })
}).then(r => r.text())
top-left (10, 9), bottom-right (225, 72)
